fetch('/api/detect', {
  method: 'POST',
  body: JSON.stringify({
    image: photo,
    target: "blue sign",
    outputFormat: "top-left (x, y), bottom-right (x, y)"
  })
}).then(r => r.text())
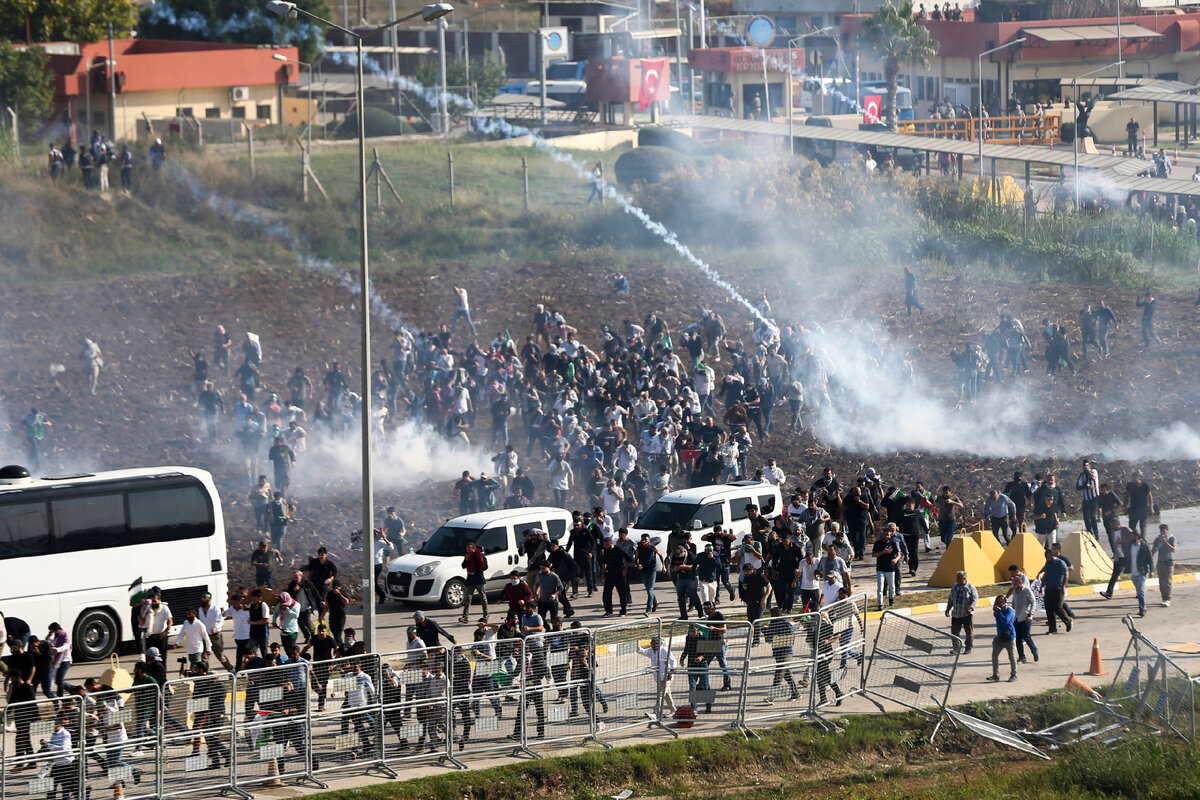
top-left (745, 16), bottom-right (776, 47)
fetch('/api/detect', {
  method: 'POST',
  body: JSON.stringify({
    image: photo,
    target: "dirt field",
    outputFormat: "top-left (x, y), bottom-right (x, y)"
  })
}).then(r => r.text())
top-left (2, 254), bottom-right (1197, 595)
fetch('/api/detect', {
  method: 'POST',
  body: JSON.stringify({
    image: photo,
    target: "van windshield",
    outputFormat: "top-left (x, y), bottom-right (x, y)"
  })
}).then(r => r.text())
top-left (637, 501), bottom-right (700, 531)
top-left (419, 524), bottom-right (480, 557)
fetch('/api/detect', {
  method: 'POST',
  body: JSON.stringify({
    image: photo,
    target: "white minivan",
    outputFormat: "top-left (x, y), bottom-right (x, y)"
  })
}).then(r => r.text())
top-left (629, 481), bottom-right (783, 545)
top-left (385, 507), bottom-right (574, 608)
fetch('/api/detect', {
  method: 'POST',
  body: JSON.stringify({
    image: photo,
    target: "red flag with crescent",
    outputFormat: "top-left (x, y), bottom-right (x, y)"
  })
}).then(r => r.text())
top-left (639, 58), bottom-right (669, 112)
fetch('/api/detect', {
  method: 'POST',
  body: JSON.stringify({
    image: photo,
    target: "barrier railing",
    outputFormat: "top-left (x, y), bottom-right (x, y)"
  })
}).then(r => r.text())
top-left (899, 114), bottom-right (1062, 145)
top-left (862, 610), bottom-right (962, 740)
top-left (1106, 615), bottom-right (1196, 741)
top-left (592, 618), bottom-right (674, 744)
top-left (5, 607), bottom-right (898, 797)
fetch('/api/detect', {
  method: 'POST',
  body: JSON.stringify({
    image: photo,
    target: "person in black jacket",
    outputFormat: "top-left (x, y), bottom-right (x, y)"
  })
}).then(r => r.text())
top-left (599, 539), bottom-right (633, 616)
top-left (1003, 472), bottom-right (1034, 531)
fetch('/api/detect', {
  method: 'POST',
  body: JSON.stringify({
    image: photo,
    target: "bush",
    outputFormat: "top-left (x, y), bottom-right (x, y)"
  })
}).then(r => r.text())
top-left (637, 126), bottom-right (708, 156)
top-left (335, 107), bottom-right (411, 139)
top-left (614, 146), bottom-right (695, 187)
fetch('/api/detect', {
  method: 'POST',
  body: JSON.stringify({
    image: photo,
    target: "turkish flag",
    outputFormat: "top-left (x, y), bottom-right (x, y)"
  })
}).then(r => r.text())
top-left (639, 58), bottom-right (669, 112)
top-left (863, 94), bottom-right (882, 124)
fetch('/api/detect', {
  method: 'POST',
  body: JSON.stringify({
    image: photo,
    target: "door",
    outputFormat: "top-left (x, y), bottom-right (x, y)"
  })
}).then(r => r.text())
top-left (476, 525), bottom-right (513, 591)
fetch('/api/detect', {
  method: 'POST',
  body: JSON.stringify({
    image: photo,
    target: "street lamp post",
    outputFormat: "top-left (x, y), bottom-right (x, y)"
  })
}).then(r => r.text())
top-left (266, 0), bottom-right (454, 653)
top-left (273, 53), bottom-right (314, 200)
top-left (461, 5), bottom-right (504, 105)
top-left (786, 25), bottom-right (837, 156)
top-left (976, 37), bottom-right (1026, 178)
top-left (438, 17), bottom-right (450, 134)
top-left (1073, 60), bottom-right (1124, 208)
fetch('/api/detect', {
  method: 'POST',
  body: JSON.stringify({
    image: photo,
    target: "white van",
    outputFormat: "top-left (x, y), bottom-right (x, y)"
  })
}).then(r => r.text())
top-left (629, 481), bottom-right (783, 545)
top-left (384, 507), bottom-right (574, 608)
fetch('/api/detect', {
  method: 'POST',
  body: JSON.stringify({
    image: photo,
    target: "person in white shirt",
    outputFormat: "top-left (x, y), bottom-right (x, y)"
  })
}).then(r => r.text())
top-left (450, 285), bottom-right (477, 339)
top-left (224, 596), bottom-right (252, 669)
top-left (343, 660), bottom-right (377, 754)
top-left (613, 442), bottom-right (638, 479)
top-left (762, 459), bottom-right (785, 486)
top-left (785, 492), bottom-right (808, 520)
top-left (819, 570), bottom-right (843, 607)
top-left (40, 715), bottom-right (76, 798)
top-left (638, 636), bottom-right (678, 715)
top-left (693, 363), bottom-right (715, 414)
top-left (196, 593), bottom-right (232, 671)
top-left (100, 694), bottom-right (142, 787)
top-left (175, 608), bottom-right (212, 666)
top-left (797, 552), bottom-right (822, 611)
top-left (141, 591), bottom-right (173, 655)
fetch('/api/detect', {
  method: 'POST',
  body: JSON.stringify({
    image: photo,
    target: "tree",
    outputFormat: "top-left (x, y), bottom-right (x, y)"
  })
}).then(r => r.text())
top-left (0, 39), bottom-right (53, 118)
top-left (138, 0), bottom-right (331, 64)
top-left (858, 1), bottom-right (937, 130)
top-left (0, 0), bottom-right (138, 44)
top-left (414, 57), bottom-right (508, 110)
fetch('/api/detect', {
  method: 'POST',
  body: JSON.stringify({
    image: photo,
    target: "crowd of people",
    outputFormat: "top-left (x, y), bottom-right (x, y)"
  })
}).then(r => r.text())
top-left (45, 131), bottom-right (165, 192)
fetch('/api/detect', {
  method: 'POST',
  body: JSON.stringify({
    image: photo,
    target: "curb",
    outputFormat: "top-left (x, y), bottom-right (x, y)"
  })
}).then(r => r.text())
top-left (863, 571), bottom-right (1200, 620)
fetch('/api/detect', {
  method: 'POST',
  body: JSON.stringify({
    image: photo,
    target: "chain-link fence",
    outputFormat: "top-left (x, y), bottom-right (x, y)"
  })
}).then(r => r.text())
top-left (308, 654), bottom-right (387, 778)
top-left (446, 639), bottom-right (528, 761)
top-left (1105, 615), bottom-right (1196, 741)
top-left (2, 698), bottom-right (86, 800)
top-left (380, 647), bottom-right (460, 769)
top-left (84, 684), bottom-right (160, 800)
top-left (863, 611), bottom-right (961, 737)
top-left (233, 661), bottom-right (313, 788)
top-left (520, 629), bottom-right (597, 752)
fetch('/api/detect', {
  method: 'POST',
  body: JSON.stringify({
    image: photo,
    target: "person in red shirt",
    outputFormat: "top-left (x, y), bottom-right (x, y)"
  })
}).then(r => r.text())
top-left (499, 569), bottom-right (534, 613)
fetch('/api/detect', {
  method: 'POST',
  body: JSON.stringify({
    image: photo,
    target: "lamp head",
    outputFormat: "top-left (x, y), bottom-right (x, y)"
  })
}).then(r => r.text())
top-left (272, 53), bottom-right (289, 62)
top-left (267, 0), bottom-right (300, 19)
top-left (421, 2), bottom-right (454, 21)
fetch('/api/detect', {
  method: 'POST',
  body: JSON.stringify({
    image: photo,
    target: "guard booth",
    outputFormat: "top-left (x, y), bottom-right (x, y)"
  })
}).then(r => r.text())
top-left (687, 47), bottom-right (803, 121)
top-left (586, 57), bottom-right (676, 124)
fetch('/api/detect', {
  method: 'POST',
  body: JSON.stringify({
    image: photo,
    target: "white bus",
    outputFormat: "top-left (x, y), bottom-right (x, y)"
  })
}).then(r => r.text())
top-left (0, 465), bottom-right (229, 661)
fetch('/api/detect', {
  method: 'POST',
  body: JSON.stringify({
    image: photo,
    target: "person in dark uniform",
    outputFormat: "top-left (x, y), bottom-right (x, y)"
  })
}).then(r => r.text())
top-left (903, 267), bottom-right (925, 315)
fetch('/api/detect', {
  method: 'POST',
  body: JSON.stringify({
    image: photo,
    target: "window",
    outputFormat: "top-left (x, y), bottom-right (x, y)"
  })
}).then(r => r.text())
top-left (93, 111), bottom-right (106, 125)
top-left (128, 486), bottom-right (214, 542)
top-left (546, 519), bottom-right (568, 541)
top-left (51, 493), bottom-right (125, 552)
top-left (255, 104), bottom-right (271, 121)
top-left (232, 106), bottom-right (246, 119)
top-left (476, 526), bottom-right (508, 555)
top-left (205, 107), bottom-right (221, 119)
top-left (0, 502), bottom-right (50, 560)
top-left (695, 503), bottom-right (724, 528)
top-left (176, 107), bottom-right (194, 117)
top-left (728, 497), bottom-right (756, 522)
top-left (757, 493), bottom-right (778, 515)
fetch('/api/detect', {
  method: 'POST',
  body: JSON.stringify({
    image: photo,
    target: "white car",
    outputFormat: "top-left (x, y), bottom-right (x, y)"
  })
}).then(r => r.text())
top-left (385, 507), bottom-right (573, 607)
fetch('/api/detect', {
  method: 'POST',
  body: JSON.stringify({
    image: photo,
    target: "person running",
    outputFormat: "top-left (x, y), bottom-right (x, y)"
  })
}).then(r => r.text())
top-left (986, 595), bottom-right (1018, 683)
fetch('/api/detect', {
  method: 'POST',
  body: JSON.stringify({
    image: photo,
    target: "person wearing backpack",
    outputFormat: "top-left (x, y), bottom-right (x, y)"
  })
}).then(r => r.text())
top-left (1076, 459), bottom-right (1101, 541)
top-left (461, 541), bottom-right (489, 623)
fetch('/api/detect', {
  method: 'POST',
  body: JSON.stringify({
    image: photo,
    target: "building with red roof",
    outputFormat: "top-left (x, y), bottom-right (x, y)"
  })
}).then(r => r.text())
top-left (32, 38), bottom-right (298, 142)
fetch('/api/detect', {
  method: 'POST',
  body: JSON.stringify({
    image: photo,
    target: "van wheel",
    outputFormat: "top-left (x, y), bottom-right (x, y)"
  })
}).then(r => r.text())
top-left (73, 609), bottom-right (119, 661)
top-left (442, 579), bottom-right (467, 609)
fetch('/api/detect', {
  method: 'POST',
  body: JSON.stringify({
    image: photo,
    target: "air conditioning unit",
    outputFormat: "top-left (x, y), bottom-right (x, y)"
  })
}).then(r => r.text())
top-left (231, 86), bottom-right (250, 102)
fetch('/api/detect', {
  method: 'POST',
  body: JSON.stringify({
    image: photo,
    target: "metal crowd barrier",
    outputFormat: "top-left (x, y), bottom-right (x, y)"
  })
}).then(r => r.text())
top-left (591, 619), bottom-right (672, 743)
top-left (2, 604), bottom-right (909, 798)
top-left (1106, 615), bottom-right (1196, 741)
top-left (664, 619), bottom-right (753, 737)
top-left (862, 610), bottom-right (962, 740)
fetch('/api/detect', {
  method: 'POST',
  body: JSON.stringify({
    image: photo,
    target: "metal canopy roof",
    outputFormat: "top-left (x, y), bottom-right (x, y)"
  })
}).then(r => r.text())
top-left (662, 114), bottom-right (1200, 196)
top-left (1023, 23), bottom-right (1163, 42)
top-left (1108, 79), bottom-right (1200, 105)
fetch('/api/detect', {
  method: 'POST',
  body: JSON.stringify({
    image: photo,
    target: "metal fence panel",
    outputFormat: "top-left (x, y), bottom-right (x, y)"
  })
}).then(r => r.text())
top-left (379, 647), bottom-right (459, 768)
top-left (664, 618), bottom-right (753, 734)
top-left (863, 611), bottom-right (961, 721)
top-left (232, 660), bottom-right (313, 789)
top-left (521, 628), bottom-right (597, 752)
top-left (159, 671), bottom-right (239, 800)
top-left (446, 638), bottom-right (528, 761)
top-left (1106, 616), bottom-right (1196, 741)
top-left (592, 618), bottom-right (673, 741)
top-left (811, 594), bottom-right (870, 713)
top-left (306, 653), bottom-right (388, 778)
top-left (82, 684), bottom-right (161, 800)
top-left (2, 699), bottom-right (86, 800)
top-left (742, 610), bottom-right (819, 727)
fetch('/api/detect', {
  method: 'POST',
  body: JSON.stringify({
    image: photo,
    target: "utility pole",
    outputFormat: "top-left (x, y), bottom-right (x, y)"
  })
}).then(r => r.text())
top-left (107, 23), bottom-right (117, 141)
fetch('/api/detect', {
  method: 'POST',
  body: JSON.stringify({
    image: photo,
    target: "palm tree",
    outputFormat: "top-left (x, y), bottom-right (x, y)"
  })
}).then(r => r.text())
top-left (858, 2), bottom-right (938, 130)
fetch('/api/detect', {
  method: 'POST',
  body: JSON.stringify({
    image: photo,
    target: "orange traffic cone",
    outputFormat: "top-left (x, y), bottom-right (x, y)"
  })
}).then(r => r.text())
top-left (1174, 147), bottom-right (1180, 166)
top-left (1086, 637), bottom-right (1106, 676)
top-left (1066, 672), bottom-right (1102, 700)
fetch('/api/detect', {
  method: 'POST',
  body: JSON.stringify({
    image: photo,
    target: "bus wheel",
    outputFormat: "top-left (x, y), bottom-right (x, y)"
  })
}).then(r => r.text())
top-left (74, 609), bottom-right (119, 661)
